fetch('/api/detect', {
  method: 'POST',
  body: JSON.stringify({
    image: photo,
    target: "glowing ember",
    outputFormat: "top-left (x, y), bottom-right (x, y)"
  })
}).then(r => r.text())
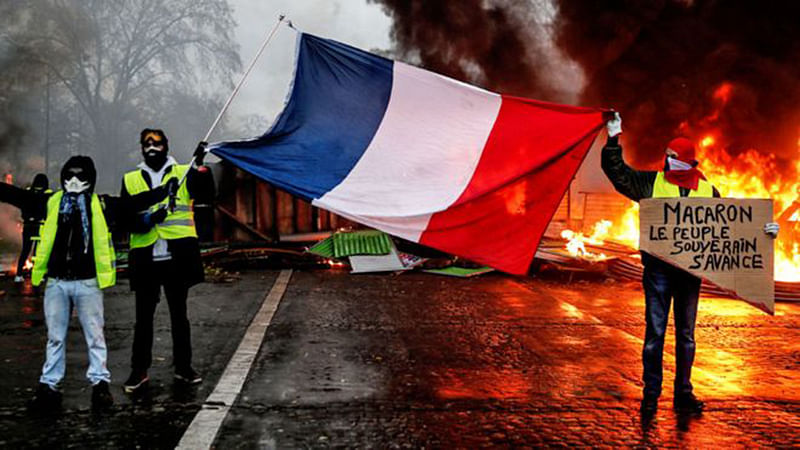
top-left (326, 259), bottom-right (347, 269)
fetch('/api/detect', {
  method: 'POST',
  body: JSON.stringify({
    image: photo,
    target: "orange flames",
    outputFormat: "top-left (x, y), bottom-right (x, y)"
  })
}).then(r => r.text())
top-left (561, 82), bottom-right (800, 282)
top-left (560, 220), bottom-right (612, 261)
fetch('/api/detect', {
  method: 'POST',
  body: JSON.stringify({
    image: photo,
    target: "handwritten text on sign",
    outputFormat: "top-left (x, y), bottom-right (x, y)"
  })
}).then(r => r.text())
top-left (648, 202), bottom-right (764, 271)
top-left (640, 198), bottom-right (774, 314)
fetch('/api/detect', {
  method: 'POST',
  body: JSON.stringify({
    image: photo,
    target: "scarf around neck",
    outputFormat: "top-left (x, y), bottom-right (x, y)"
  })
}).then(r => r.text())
top-left (59, 192), bottom-right (91, 253)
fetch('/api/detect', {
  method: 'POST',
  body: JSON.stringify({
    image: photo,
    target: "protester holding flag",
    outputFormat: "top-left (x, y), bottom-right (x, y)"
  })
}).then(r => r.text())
top-left (601, 113), bottom-right (780, 418)
top-left (0, 156), bottom-right (172, 411)
top-left (121, 129), bottom-right (214, 393)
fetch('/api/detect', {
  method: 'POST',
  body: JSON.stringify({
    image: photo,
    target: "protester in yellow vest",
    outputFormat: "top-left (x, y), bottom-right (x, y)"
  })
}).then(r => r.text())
top-left (120, 129), bottom-right (214, 393)
top-left (601, 113), bottom-right (779, 419)
top-left (0, 156), bottom-right (171, 412)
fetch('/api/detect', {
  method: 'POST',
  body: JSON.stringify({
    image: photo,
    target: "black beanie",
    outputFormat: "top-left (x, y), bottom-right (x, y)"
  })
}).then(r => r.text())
top-left (60, 156), bottom-right (97, 192)
top-left (31, 173), bottom-right (49, 190)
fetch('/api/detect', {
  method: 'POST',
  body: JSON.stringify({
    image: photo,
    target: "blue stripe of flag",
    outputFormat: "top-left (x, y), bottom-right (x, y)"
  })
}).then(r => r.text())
top-left (210, 33), bottom-right (394, 201)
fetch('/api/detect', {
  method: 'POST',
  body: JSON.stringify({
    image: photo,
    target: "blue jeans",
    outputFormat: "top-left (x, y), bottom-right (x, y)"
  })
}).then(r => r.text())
top-left (40, 278), bottom-right (111, 388)
top-left (641, 254), bottom-right (701, 398)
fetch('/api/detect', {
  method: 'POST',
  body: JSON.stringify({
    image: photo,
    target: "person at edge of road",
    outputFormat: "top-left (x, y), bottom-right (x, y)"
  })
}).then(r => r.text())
top-left (14, 173), bottom-right (52, 283)
top-left (601, 112), bottom-right (780, 418)
top-left (0, 156), bottom-right (174, 411)
top-left (120, 128), bottom-right (214, 394)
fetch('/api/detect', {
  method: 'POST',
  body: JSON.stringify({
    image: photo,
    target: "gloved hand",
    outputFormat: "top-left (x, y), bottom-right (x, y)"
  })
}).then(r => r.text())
top-left (145, 205), bottom-right (168, 227)
top-left (164, 177), bottom-right (179, 197)
top-left (764, 222), bottom-right (779, 238)
top-left (606, 112), bottom-right (622, 137)
top-left (193, 141), bottom-right (208, 166)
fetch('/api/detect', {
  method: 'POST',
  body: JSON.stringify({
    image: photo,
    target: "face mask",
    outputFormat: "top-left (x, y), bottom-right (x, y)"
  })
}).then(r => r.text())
top-left (666, 156), bottom-right (693, 171)
top-left (64, 176), bottom-right (90, 193)
top-left (143, 144), bottom-right (167, 169)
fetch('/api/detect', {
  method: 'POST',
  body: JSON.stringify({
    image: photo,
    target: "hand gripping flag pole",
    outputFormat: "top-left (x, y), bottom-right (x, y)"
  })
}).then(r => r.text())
top-left (169, 14), bottom-right (289, 210)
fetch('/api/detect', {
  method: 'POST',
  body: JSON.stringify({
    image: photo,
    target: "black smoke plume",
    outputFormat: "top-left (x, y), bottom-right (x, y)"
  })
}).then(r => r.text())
top-left (556, 0), bottom-right (800, 166)
top-left (368, 0), bottom-right (580, 102)
top-left (372, 0), bottom-right (800, 168)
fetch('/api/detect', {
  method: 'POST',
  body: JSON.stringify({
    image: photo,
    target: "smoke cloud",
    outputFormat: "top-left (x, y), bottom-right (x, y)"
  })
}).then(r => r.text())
top-left (368, 0), bottom-right (585, 104)
top-left (556, 0), bottom-right (800, 166)
top-left (372, 0), bottom-right (800, 169)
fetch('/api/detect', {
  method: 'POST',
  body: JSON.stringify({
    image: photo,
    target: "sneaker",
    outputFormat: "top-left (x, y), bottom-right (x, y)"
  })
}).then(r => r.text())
top-left (28, 382), bottom-right (62, 412)
top-left (91, 381), bottom-right (114, 409)
top-left (174, 367), bottom-right (202, 385)
top-left (640, 394), bottom-right (658, 417)
top-left (14, 275), bottom-right (23, 283)
top-left (122, 370), bottom-right (149, 394)
top-left (673, 393), bottom-right (705, 414)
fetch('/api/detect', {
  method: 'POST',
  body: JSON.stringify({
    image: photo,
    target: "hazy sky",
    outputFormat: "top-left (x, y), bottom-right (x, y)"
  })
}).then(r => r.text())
top-left (219, 0), bottom-right (393, 141)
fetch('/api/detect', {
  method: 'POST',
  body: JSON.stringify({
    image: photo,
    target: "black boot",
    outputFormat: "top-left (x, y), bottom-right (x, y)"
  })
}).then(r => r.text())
top-left (673, 392), bottom-right (705, 414)
top-left (640, 394), bottom-right (658, 418)
top-left (28, 383), bottom-right (62, 412)
top-left (91, 381), bottom-right (114, 410)
top-left (123, 370), bottom-right (150, 394)
top-left (174, 366), bottom-right (202, 385)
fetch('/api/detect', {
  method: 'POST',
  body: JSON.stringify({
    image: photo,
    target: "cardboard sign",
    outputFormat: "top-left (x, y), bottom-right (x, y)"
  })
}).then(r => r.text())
top-left (639, 198), bottom-right (774, 314)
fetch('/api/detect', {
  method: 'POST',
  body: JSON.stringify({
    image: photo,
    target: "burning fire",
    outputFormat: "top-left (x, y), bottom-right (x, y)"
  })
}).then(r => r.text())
top-left (560, 220), bottom-right (611, 262)
top-left (561, 82), bottom-right (800, 282)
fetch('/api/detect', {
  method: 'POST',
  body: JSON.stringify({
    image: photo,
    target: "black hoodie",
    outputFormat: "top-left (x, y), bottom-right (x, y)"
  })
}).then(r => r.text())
top-left (21, 173), bottom-right (51, 228)
top-left (47, 156), bottom-right (99, 280)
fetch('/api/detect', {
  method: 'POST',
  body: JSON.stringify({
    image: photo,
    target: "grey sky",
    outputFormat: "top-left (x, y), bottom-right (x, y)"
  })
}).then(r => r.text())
top-left (218, 0), bottom-right (393, 141)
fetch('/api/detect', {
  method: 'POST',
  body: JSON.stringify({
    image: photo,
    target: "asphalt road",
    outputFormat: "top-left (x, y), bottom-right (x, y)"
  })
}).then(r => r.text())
top-left (1, 268), bottom-right (799, 448)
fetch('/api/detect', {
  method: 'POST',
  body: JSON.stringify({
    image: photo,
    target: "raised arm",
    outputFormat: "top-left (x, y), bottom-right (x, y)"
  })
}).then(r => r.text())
top-left (185, 142), bottom-right (215, 201)
top-left (600, 113), bottom-right (657, 202)
top-left (104, 181), bottom-right (171, 223)
top-left (0, 182), bottom-right (46, 211)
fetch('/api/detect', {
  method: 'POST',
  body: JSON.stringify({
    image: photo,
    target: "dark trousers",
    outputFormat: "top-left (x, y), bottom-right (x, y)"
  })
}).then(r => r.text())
top-left (16, 227), bottom-right (36, 274)
top-left (642, 257), bottom-right (701, 398)
top-left (131, 263), bottom-right (192, 372)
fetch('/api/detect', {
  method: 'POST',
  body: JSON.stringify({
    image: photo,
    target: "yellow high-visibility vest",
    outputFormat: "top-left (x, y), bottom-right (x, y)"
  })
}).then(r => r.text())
top-left (652, 171), bottom-right (714, 198)
top-left (123, 164), bottom-right (197, 249)
top-left (31, 191), bottom-right (116, 289)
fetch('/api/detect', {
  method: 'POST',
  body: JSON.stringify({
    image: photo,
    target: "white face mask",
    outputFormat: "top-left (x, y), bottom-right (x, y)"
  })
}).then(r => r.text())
top-left (64, 176), bottom-right (90, 193)
top-left (667, 156), bottom-right (693, 172)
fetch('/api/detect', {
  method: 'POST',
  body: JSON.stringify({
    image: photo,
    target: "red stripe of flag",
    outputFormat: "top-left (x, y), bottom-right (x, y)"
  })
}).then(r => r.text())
top-left (419, 96), bottom-right (607, 274)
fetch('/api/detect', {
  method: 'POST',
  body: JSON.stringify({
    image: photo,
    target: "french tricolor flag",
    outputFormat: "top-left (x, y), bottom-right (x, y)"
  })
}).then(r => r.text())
top-left (211, 33), bottom-right (607, 274)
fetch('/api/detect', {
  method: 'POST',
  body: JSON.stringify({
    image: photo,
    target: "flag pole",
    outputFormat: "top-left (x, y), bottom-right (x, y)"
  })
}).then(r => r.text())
top-left (201, 14), bottom-right (287, 144)
top-left (170, 14), bottom-right (288, 207)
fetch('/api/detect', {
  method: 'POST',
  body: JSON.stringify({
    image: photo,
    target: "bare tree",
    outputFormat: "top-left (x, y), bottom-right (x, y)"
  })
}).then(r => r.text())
top-left (5, 0), bottom-right (241, 188)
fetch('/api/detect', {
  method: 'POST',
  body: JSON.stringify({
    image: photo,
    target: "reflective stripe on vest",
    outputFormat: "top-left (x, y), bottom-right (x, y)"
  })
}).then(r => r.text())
top-left (652, 171), bottom-right (714, 198)
top-left (31, 191), bottom-right (117, 289)
top-left (123, 164), bottom-right (197, 249)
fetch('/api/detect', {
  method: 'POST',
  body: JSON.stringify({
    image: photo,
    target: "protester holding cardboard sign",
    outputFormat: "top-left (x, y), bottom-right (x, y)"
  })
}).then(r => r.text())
top-left (601, 112), bottom-right (779, 419)
top-left (639, 197), bottom-right (775, 313)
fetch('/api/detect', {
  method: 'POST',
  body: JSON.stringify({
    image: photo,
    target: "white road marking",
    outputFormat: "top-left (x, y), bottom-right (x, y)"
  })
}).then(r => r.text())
top-left (177, 269), bottom-right (293, 449)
